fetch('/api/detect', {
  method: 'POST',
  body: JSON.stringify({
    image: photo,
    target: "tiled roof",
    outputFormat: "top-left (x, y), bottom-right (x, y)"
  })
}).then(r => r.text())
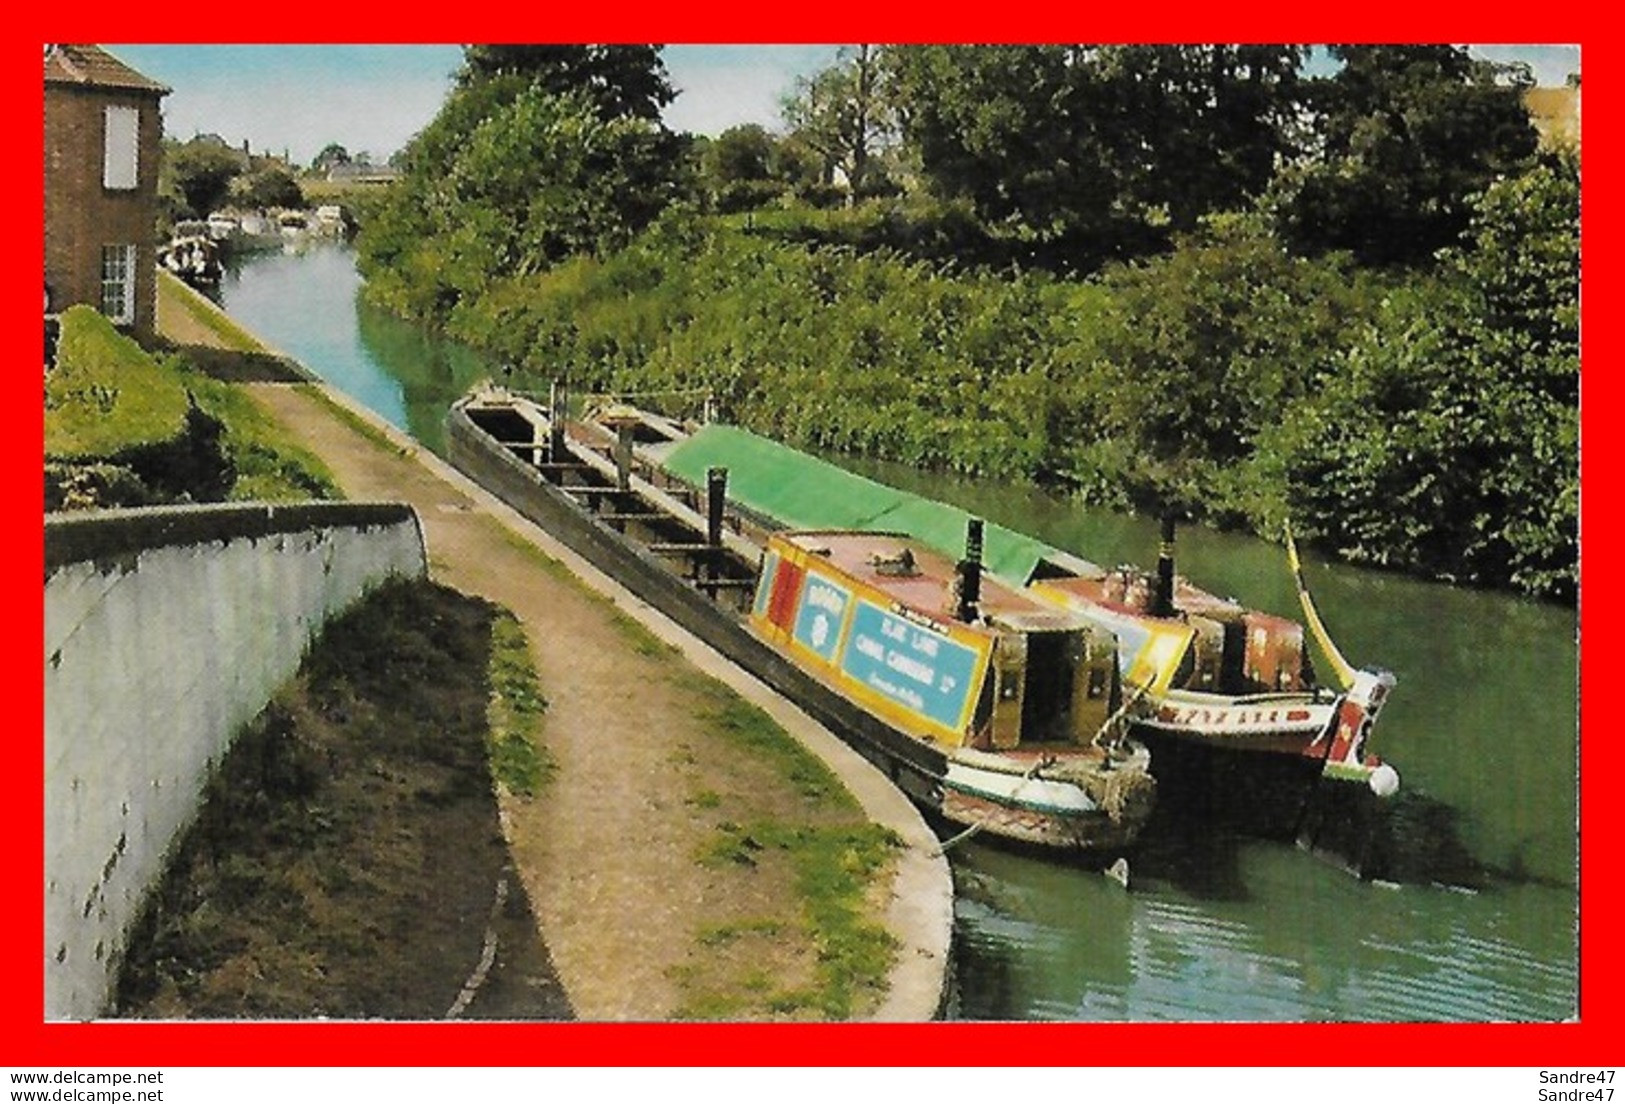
top-left (43, 45), bottom-right (169, 94)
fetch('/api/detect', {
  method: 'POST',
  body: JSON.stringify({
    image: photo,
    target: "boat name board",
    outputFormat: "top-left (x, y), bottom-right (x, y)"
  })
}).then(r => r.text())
top-left (840, 598), bottom-right (983, 730)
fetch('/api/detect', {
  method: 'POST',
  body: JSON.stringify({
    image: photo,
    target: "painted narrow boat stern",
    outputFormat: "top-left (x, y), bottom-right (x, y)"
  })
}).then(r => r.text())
top-left (749, 528), bottom-right (1157, 855)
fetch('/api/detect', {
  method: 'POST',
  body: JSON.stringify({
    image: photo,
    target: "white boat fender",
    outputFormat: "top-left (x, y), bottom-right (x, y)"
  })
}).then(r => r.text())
top-left (1105, 857), bottom-right (1130, 889)
top-left (1368, 762), bottom-right (1401, 798)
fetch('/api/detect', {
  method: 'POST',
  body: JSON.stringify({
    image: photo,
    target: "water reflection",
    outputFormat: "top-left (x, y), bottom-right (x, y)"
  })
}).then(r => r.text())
top-left (216, 241), bottom-right (491, 453)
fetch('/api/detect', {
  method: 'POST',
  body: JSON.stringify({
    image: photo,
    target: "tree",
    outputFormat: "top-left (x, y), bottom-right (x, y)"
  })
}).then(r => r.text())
top-left (701, 124), bottom-right (785, 212)
top-left (782, 45), bottom-right (895, 201)
top-left (1053, 214), bottom-right (1381, 498)
top-left (162, 139), bottom-right (244, 218)
top-left (1265, 153), bottom-right (1578, 599)
top-left (357, 80), bottom-right (684, 321)
top-left (885, 45), bottom-right (1306, 259)
top-left (457, 44), bottom-right (675, 122)
top-left (360, 44), bottom-right (687, 322)
top-left (706, 124), bottom-right (774, 184)
top-left (1269, 45), bottom-right (1539, 265)
top-left (230, 165), bottom-right (304, 210)
top-left (312, 143), bottom-right (351, 173)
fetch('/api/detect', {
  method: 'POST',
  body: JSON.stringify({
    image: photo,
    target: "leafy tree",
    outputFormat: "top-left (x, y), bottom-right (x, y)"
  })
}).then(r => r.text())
top-left (1088, 46), bottom-right (1308, 229)
top-left (701, 124), bottom-right (785, 212)
top-left (782, 45), bottom-right (896, 201)
top-left (1269, 45), bottom-right (1539, 265)
top-left (1265, 153), bottom-right (1578, 598)
top-left (311, 143), bottom-right (351, 173)
top-left (358, 79), bottom-right (683, 321)
top-left (230, 165), bottom-right (304, 210)
top-left (161, 139), bottom-right (244, 218)
top-left (705, 124), bottom-right (774, 184)
top-left (1045, 213), bottom-right (1383, 518)
top-left (457, 44), bottom-right (675, 121)
top-left (886, 45), bottom-right (1306, 259)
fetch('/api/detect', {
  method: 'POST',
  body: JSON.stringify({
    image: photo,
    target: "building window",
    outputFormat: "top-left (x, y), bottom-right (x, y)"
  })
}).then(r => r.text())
top-left (101, 244), bottom-right (135, 324)
top-left (103, 105), bottom-right (139, 190)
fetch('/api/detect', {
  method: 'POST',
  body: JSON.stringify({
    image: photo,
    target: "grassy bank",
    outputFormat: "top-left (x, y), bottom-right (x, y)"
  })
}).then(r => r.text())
top-left (361, 161), bottom-right (1578, 602)
top-left (45, 305), bottom-right (336, 508)
top-left (156, 270), bottom-right (266, 353)
top-left (676, 676), bottom-right (901, 1020)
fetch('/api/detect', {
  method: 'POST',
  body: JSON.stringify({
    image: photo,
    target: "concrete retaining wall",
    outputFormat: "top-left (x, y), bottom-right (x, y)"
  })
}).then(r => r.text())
top-left (44, 502), bottom-right (427, 1020)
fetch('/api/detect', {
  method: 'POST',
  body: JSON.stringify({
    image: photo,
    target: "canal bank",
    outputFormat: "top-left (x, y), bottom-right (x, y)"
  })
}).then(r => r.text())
top-left (158, 274), bottom-right (954, 1021)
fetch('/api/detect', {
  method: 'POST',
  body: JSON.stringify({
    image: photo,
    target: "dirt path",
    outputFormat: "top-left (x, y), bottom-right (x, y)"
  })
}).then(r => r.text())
top-left (242, 381), bottom-right (952, 1020)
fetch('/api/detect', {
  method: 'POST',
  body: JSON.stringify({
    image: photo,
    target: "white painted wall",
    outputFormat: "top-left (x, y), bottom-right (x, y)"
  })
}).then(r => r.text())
top-left (43, 504), bottom-right (426, 1020)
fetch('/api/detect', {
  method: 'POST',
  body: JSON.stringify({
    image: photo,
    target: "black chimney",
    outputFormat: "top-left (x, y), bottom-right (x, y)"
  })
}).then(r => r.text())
top-left (957, 517), bottom-right (985, 623)
top-left (1152, 514), bottom-right (1176, 618)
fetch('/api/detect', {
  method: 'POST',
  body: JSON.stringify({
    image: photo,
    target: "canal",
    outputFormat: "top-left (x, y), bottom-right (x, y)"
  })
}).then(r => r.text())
top-left (216, 239), bottom-right (1580, 1022)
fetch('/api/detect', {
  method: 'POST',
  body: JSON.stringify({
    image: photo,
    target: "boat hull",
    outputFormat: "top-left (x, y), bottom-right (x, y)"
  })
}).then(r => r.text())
top-left (1134, 692), bottom-right (1337, 756)
top-left (942, 755), bottom-right (1155, 851)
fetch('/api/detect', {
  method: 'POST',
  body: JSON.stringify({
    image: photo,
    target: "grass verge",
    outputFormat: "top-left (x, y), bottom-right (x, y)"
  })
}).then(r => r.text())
top-left (157, 270), bottom-right (266, 353)
top-left (487, 611), bottom-right (553, 796)
top-left (675, 677), bottom-right (902, 1020)
top-left (46, 306), bottom-right (337, 505)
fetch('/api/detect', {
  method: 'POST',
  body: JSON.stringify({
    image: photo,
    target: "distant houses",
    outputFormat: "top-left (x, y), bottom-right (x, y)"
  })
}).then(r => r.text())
top-left (324, 161), bottom-right (401, 186)
top-left (44, 44), bottom-right (170, 341)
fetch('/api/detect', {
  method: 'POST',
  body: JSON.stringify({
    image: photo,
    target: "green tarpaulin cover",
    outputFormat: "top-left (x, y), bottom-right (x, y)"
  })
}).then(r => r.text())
top-left (661, 424), bottom-right (1065, 585)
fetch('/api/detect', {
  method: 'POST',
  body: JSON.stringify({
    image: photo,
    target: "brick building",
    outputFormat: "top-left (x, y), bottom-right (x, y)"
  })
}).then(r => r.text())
top-left (44, 45), bottom-right (169, 340)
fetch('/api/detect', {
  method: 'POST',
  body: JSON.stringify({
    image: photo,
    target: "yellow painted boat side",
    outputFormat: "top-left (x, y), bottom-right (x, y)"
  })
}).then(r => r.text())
top-left (1029, 580), bottom-right (1194, 696)
top-left (751, 534), bottom-right (994, 746)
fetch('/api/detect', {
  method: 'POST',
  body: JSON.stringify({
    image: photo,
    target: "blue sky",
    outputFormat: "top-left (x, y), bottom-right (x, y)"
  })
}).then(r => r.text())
top-left (105, 45), bottom-right (843, 165)
top-left (105, 44), bottom-right (1576, 168)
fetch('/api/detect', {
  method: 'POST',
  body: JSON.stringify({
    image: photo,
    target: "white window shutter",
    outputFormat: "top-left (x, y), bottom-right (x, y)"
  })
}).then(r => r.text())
top-left (103, 106), bottom-right (139, 190)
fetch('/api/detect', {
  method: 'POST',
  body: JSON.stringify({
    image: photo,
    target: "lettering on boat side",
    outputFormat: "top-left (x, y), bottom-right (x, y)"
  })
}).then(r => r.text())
top-left (1155, 706), bottom-right (1322, 729)
top-left (842, 599), bottom-right (982, 729)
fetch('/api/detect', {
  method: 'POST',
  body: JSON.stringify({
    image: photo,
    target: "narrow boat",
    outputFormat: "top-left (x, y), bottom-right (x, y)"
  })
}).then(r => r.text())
top-left (445, 386), bottom-right (1157, 858)
top-left (753, 528), bottom-right (1155, 851)
top-left (1028, 517), bottom-right (1399, 797)
top-left (625, 409), bottom-right (1403, 849)
top-left (158, 234), bottom-right (222, 288)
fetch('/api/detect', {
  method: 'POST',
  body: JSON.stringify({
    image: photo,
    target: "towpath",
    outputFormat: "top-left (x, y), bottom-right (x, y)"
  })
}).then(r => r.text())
top-left (163, 274), bottom-right (951, 1021)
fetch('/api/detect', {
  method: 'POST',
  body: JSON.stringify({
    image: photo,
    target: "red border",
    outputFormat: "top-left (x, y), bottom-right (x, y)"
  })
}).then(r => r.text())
top-left (11, 4), bottom-right (1611, 1069)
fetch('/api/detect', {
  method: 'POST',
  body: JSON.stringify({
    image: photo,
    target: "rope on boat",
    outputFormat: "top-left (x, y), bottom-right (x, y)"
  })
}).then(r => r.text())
top-left (934, 755), bottom-right (1056, 856)
top-left (1088, 685), bottom-right (1148, 754)
top-left (934, 687), bottom-right (1158, 857)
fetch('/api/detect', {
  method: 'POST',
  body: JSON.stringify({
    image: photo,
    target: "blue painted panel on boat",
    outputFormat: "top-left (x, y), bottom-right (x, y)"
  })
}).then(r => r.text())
top-left (793, 572), bottom-right (850, 663)
top-left (841, 599), bottom-right (982, 730)
top-left (754, 550), bottom-right (780, 617)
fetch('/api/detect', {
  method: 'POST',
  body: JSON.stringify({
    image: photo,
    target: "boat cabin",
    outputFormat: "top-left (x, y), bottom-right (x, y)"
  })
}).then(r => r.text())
top-left (752, 531), bottom-right (1122, 753)
top-left (1031, 566), bottom-right (1310, 698)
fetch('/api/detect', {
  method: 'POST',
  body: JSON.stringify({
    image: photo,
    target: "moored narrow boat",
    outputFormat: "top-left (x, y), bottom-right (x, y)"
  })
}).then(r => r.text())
top-left (1027, 517), bottom-right (1399, 799)
top-left (752, 528), bottom-right (1155, 852)
top-left (445, 386), bottom-right (1156, 860)
top-left (630, 409), bottom-right (1403, 853)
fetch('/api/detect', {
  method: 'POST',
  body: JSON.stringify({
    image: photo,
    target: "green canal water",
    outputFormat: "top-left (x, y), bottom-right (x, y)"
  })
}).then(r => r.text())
top-left (217, 240), bottom-right (1580, 1022)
